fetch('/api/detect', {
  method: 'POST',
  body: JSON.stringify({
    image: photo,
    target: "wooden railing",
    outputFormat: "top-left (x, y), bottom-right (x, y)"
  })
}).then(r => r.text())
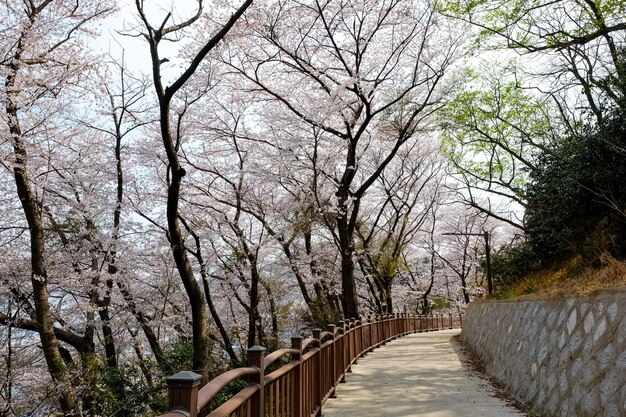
top-left (160, 313), bottom-right (463, 417)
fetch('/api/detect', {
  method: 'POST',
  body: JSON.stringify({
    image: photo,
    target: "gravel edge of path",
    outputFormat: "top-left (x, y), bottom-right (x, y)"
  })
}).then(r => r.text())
top-left (450, 334), bottom-right (540, 417)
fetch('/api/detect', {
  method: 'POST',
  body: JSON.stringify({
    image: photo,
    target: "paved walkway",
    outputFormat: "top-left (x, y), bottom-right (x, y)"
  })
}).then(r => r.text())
top-left (321, 329), bottom-right (527, 417)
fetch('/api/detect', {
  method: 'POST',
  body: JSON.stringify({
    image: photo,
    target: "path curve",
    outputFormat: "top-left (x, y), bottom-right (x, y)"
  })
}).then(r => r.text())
top-left (321, 329), bottom-right (527, 417)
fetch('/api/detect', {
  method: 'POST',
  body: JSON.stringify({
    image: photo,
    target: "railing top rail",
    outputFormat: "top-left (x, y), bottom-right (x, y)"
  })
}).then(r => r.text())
top-left (320, 330), bottom-right (334, 341)
top-left (205, 385), bottom-right (258, 417)
top-left (302, 348), bottom-right (319, 362)
top-left (320, 339), bottom-right (334, 349)
top-left (264, 360), bottom-right (299, 384)
top-left (196, 366), bottom-right (259, 411)
top-left (302, 336), bottom-right (318, 350)
top-left (263, 348), bottom-right (300, 368)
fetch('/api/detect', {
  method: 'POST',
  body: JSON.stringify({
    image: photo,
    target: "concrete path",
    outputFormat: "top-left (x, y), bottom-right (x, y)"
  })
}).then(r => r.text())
top-left (321, 329), bottom-right (527, 417)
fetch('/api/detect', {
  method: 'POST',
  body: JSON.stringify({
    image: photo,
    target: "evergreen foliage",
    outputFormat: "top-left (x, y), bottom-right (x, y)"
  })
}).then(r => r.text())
top-left (525, 109), bottom-right (626, 262)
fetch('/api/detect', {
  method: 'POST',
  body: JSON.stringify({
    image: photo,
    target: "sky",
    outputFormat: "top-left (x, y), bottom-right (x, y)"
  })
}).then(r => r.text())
top-left (94, 0), bottom-right (207, 77)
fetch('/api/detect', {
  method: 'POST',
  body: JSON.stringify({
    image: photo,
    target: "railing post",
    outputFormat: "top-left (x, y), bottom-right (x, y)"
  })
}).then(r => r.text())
top-left (365, 316), bottom-right (372, 353)
top-left (396, 313), bottom-right (400, 337)
top-left (247, 346), bottom-right (266, 417)
top-left (384, 314), bottom-right (391, 343)
top-left (358, 317), bottom-right (365, 357)
top-left (313, 328), bottom-right (323, 410)
top-left (347, 319), bottom-right (353, 366)
top-left (358, 318), bottom-right (367, 357)
top-left (337, 321), bottom-right (347, 382)
top-left (166, 371), bottom-right (201, 417)
top-left (403, 313), bottom-right (407, 334)
top-left (345, 320), bottom-right (351, 370)
top-left (350, 317), bottom-right (359, 362)
top-left (382, 315), bottom-right (387, 343)
top-left (326, 324), bottom-right (337, 397)
top-left (393, 313), bottom-right (398, 338)
top-left (449, 314), bottom-right (453, 329)
top-left (402, 313), bottom-right (407, 335)
top-left (291, 336), bottom-right (303, 417)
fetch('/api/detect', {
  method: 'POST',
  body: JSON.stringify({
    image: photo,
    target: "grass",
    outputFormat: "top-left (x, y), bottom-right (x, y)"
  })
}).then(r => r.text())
top-left (494, 253), bottom-right (626, 299)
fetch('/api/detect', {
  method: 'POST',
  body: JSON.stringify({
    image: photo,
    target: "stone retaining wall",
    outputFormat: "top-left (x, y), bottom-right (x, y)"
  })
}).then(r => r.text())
top-left (461, 289), bottom-right (626, 417)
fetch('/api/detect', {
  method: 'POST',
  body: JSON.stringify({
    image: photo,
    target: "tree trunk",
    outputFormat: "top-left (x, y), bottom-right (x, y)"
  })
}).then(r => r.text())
top-left (7, 62), bottom-right (80, 415)
top-left (246, 253), bottom-right (260, 348)
top-left (339, 243), bottom-right (358, 319)
top-left (384, 283), bottom-right (393, 314)
top-left (158, 99), bottom-right (210, 381)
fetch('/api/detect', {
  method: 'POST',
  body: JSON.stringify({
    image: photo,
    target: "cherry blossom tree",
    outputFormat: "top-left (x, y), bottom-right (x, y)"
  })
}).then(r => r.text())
top-left (356, 140), bottom-right (446, 314)
top-left (133, 0), bottom-right (252, 381)
top-left (226, 0), bottom-right (465, 318)
top-left (1, 1), bottom-right (114, 413)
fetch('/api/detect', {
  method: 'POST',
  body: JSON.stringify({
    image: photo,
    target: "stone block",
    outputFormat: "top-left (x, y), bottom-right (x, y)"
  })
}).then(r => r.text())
top-left (599, 370), bottom-right (620, 404)
top-left (592, 317), bottom-right (607, 344)
top-left (604, 400), bottom-right (621, 417)
top-left (584, 310), bottom-right (595, 334)
top-left (581, 390), bottom-right (600, 416)
top-left (607, 302), bottom-right (619, 323)
top-left (569, 330), bottom-right (583, 354)
top-left (616, 350), bottom-right (626, 370)
top-left (598, 343), bottom-right (615, 370)
top-left (567, 309), bottom-right (577, 335)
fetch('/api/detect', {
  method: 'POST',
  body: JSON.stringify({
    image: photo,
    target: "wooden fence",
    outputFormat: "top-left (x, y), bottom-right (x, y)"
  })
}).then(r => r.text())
top-left (160, 313), bottom-right (463, 417)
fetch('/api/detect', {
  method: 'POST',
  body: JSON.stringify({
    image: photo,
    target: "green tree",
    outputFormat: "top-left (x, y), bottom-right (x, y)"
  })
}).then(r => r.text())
top-left (440, 64), bottom-right (558, 229)
top-left (439, 0), bottom-right (626, 119)
top-left (525, 109), bottom-right (626, 261)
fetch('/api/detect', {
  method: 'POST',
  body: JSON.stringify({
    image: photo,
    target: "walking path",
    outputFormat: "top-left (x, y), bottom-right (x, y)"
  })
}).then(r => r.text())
top-left (321, 329), bottom-right (527, 417)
